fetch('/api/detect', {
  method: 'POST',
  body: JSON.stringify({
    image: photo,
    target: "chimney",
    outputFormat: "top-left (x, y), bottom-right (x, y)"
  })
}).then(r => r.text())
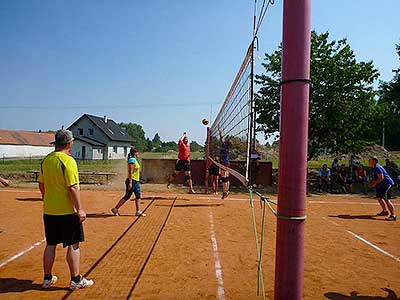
top-left (104, 116), bottom-right (108, 123)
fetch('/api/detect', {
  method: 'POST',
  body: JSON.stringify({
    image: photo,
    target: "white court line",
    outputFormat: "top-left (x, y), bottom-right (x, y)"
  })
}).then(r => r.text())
top-left (346, 230), bottom-right (400, 263)
top-left (322, 217), bottom-right (400, 263)
top-left (310, 201), bottom-right (379, 205)
top-left (0, 239), bottom-right (45, 268)
top-left (322, 216), bottom-right (339, 226)
top-left (208, 206), bottom-right (225, 300)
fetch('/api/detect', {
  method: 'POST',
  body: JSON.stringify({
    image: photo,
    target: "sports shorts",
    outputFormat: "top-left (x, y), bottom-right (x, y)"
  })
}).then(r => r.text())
top-left (175, 160), bottom-right (191, 172)
top-left (123, 178), bottom-right (141, 200)
top-left (43, 213), bottom-right (84, 247)
top-left (376, 185), bottom-right (392, 200)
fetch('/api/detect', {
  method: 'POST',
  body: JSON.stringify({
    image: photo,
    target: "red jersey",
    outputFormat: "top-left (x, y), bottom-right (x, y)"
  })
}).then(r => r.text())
top-left (178, 140), bottom-right (190, 161)
top-left (355, 168), bottom-right (365, 177)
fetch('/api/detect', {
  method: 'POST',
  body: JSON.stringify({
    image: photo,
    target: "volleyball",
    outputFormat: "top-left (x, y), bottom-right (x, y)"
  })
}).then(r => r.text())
top-left (202, 118), bottom-right (209, 125)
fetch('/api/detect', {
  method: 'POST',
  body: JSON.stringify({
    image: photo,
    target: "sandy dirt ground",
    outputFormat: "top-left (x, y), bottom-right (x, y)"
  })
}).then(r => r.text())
top-left (0, 185), bottom-right (399, 300)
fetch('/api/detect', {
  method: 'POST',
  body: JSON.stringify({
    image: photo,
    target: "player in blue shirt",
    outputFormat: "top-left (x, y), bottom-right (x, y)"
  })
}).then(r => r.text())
top-left (368, 156), bottom-right (396, 221)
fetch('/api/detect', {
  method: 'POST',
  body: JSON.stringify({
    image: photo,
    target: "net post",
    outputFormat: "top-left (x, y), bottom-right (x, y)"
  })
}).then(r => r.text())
top-left (248, 41), bottom-right (256, 186)
top-left (204, 126), bottom-right (211, 194)
top-left (275, 1), bottom-right (311, 300)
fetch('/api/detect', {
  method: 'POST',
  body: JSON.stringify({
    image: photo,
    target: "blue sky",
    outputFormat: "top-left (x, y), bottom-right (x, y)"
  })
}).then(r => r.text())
top-left (0, 0), bottom-right (399, 144)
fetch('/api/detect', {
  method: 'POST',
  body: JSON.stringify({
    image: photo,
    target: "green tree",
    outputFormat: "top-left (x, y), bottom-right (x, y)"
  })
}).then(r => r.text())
top-left (255, 31), bottom-right (380, 158)
top-left (152, 133), bottom-right (162, 150)
top-left (155, 141), bottom-right (178, 152)
top-left (378, 43), bottom-right (400, 150)
top-left (190, 141), bottom-right (204, 152)
top-left (119, 122), bottom-right (147, 152)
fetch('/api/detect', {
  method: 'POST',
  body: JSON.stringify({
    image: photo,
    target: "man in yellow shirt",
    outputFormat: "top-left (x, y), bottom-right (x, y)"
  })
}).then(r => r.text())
top-left (38, 129), bottom-right (94, 290)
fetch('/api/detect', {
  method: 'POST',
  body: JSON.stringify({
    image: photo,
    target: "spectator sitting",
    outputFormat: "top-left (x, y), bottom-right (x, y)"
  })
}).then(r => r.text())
top-left (352, 163), bottom-right (368, 194)
top-left (338, 164), bottom-right (352, 193)
top-left (317, 164), bottom-right (332, 192)
top-left (331, 158), bottom-right (340, 174)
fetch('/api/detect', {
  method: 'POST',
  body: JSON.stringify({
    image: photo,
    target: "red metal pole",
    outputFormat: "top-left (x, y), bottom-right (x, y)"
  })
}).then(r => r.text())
top-left (204, 127), bottom-right (211, 194)
top-left (275, 0), bottom-right (311, 299)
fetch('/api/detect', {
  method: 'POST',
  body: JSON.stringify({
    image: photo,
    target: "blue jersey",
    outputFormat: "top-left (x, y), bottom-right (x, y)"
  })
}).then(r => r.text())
top-left (220, 141), bottom-right (229, 164)
top-left (372, 163), bottom-right (394, 189)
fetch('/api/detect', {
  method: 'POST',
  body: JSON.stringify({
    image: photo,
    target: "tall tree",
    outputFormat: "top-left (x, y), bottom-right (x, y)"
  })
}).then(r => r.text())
top-left (119, 122), bottom-right (147, 152)
top-left (152, 133), bottom-right (162, 149)
top-left (190, 141), bottom-right (204, 152)
top-left (378, 43), bottom-right (400, 150)
top-left (255, 31), bottom-right (380, 158)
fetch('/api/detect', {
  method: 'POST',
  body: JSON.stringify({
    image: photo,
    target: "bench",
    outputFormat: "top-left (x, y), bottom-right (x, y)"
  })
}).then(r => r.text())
top-left (28, 170), bottom-right (117, 184)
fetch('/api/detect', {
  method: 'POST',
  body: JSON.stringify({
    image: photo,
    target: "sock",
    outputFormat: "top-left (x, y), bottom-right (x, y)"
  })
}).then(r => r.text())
top-left (71, 275), bottom-right (81, 283)
top-left (44, 273), bottom-right (53, 280)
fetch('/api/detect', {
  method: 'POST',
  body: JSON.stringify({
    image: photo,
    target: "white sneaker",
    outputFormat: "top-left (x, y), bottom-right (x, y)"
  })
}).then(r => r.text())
top-left (70, 276), bottom-right (94, 290)
top-left (42, 275), bottom-right (58, 289)
top-left (135, 210), bottom-right (146, 217)
top-left (111, 207), bottom-right (119, 216)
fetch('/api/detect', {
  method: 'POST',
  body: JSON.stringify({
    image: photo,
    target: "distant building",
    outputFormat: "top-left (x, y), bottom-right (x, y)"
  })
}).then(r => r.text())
top-left (68, 114), bottom-right (134, 160)
top-left (0, 129), bottom-right (54, 159)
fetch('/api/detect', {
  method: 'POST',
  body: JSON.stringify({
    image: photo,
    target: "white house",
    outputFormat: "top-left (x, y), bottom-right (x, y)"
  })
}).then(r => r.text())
top-left (0, 129), bottom-right (54, 159)
top-left (68, 114), bottom-right (134, 160)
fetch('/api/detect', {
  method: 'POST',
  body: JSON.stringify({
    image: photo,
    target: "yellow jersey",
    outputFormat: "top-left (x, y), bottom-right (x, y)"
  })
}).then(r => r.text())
top-left (127, 157), bottom-right (140, 181)
top-left (38, 151), bottom-right (80, 215)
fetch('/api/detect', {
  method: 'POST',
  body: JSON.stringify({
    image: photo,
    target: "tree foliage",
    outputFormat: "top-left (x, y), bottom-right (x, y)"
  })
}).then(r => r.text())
top-left (119, 122), bottom-right (147, 152)
top-left (378, 43), bottom-right (400, 150)
top-left (255, 31), bottom-right (380, 158)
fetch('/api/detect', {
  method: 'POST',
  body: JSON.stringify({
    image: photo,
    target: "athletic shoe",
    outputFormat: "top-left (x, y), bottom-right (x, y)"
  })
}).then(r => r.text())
top-left (386, 215), bottom-right (397, 221)
top-left (377, 210), bottom-right (389, 216)
top-left (135, 210), bottom-right (146, 217)
top-left (111, 208), bottom-right (120, 216)
top-left (189, 189), bottom-right (196, 194)
top-left (221, 191), bottom-right (230, 200)
top-left (70, 276), bottom-right (94, 290)
top-left (42, 275), bottom-right (58, 289)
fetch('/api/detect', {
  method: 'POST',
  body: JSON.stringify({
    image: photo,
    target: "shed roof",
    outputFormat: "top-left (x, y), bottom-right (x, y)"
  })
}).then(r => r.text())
top-left (0, 130), bottom-right (54, 146)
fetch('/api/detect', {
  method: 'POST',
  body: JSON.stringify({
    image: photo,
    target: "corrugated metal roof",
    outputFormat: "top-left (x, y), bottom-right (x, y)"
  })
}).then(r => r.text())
top-left (0, 129), bottom-right (54, 146)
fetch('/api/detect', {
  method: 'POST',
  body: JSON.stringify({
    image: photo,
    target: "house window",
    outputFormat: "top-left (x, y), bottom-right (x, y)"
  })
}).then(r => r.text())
top-left (113, 146), bottom-right (117, 153)
top-left (124, 146), bottom-right (127, 157)
top-left (89, 128), bottom-right (94, 135)
top-left (78, 128), bottom-right (83, 135)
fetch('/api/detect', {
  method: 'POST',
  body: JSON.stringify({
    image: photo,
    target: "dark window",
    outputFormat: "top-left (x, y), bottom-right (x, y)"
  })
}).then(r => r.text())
top-left (78, 128), bottom-right (83, 135)
top-left (113, 146), bottom-right (117, 153)
top-left (89, 128), bottom-right (94, 135)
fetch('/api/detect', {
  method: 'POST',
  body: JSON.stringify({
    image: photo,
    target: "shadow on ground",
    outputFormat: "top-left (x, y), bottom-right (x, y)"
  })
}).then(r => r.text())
top-left (0, 278), bottom-right (68, 293)
top-left (325, 288), bottom-right (398, 299)
top-left (87, 213), bottom-right (121, 218)
top-left (16, 197), bottom-right (43, 201)
top-left (328, 214), bottom-right (385, 221)
top-left (156, 203), bottom-right (223, 208)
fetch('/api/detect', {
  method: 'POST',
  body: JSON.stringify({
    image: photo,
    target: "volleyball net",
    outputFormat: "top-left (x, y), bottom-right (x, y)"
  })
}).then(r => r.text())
top-left (207, 43), bottom-right (255, 186)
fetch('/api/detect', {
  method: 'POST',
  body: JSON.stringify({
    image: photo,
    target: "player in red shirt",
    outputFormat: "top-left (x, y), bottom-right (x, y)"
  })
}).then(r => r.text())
top-left (167, 132), bottom-right (196, 193)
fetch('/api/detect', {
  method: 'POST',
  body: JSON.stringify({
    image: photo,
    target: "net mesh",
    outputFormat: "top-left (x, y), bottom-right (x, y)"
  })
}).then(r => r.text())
top-left (208, 44), bottom-right (254, 185)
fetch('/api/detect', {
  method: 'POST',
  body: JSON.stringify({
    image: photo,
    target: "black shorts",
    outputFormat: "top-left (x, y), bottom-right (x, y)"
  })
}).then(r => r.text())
top-left (175, 160), bottom-right (191, 172)
top-left (376, 185), bottom-right (392, 200)
top-left (123, 178), bottom-right (141, 200)
top-left (209, 165), bottom-right (219, 176)
top-left (43, 213), bottom-right (84, 248)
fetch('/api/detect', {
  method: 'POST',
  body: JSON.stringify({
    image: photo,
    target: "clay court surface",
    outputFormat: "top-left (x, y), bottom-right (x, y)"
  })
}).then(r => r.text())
top-left (0, 185), bottom-right (399, 299)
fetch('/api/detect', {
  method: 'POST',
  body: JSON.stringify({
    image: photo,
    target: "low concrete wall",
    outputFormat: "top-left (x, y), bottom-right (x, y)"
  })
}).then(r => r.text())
top-left (141, 159), bottom-right (272, 186)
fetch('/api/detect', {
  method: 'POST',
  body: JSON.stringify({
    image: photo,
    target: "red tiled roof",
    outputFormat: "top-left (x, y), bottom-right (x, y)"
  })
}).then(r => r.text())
top-left (0, 130), bottom-right (54, 146)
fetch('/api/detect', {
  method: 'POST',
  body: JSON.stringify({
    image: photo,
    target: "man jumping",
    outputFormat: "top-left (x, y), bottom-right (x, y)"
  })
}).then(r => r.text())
top-left (167, 132), bottom-right (196, 194)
